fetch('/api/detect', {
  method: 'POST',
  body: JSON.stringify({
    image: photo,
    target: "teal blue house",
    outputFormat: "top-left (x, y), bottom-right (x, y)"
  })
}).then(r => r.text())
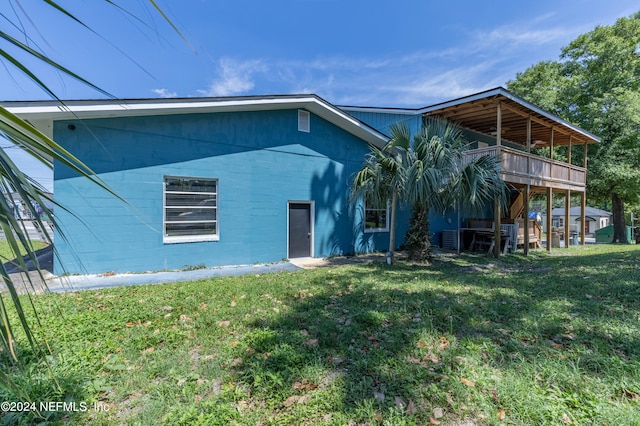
top-left (6, 88), bottom-right (600, 274)
top-left (8, 95), bottom-right (410, 274)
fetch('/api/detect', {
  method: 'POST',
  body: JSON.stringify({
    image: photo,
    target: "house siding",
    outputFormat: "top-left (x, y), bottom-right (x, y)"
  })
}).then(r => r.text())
top-left (346, 110), bottom-right (493, 247)
top-left (345, 110), bottom-right (422, 138)
top-left (53, 109), bottom-right (404, 274)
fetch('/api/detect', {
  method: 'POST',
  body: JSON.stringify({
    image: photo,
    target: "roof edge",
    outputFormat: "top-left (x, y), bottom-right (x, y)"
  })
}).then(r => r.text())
top-left (419, 87), bottom-right (601, 143)
top-left (3, 94), bottom-right (390, 148)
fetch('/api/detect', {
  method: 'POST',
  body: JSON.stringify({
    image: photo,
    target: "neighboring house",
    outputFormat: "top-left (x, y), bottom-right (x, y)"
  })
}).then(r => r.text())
top-left (5, 87), bottom-right (600, 274)
top-left (6, 95), bottom-right (409, 274)
top-left (543, 206), bottom-right (612, 236)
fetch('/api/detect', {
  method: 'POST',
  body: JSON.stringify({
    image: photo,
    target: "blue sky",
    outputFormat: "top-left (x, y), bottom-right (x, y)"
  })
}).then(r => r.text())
top-left (2, 0), bottom-right (639, 191)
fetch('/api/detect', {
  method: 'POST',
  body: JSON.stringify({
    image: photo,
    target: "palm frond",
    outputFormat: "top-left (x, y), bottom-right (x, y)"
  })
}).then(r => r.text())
top-left (0, 0), bottom-right (188, 397)
top-left (352, 117), bottom-right (508, 261)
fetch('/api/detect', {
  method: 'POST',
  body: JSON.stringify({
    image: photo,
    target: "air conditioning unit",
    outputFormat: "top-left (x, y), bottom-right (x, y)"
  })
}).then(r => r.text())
top-left (441, 230), bottom-right (459, 250)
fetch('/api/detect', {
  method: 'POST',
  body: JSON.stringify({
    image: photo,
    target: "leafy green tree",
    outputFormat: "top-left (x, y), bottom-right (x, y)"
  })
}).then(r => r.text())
top-left (352, 119), bottom-right (507, 263)
top-left (508, 12), bottom-right (640, 243)
top-left (0, 0), bottom-right (181, 394)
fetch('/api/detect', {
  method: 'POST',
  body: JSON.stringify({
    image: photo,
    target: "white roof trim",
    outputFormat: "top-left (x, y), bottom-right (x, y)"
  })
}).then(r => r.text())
top-left (4, 95), bottom-right (389, 148)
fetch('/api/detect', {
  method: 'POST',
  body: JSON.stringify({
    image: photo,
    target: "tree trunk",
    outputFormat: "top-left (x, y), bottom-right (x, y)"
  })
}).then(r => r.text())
top-left (388, 191), bottom-right (398, 263)
top-left (611, 192), bottom-right (628, 243)
top-left (404, 203), bottom-right (431, 262)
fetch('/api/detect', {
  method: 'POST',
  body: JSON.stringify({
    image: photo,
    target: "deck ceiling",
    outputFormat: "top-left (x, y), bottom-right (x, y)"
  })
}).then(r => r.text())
top-left (421, 89), bottom-right (600, 148)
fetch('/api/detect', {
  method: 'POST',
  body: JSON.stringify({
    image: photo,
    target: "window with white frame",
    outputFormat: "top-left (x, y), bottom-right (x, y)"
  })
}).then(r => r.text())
top-left (364, 199), bottom-right (389, 232)
top-left (164, 176), bottom-right (218, 242)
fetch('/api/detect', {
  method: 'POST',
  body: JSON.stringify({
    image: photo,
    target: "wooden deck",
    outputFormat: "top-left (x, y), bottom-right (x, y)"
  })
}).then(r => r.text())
top-left (463, 146), bottom-right (587, 191)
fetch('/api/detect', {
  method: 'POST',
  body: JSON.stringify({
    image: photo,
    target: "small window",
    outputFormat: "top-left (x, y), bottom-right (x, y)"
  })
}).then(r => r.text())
top-left (364, 199), bottom-right (389, 233)
top-left (298, 110), bottom-right (310, 133)
top-left (164, 176), bottom-right (218, 243)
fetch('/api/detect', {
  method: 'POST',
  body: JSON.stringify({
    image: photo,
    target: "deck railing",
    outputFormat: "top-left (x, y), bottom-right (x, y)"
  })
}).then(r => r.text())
top-left (463, 145), bottom-right (586, 190)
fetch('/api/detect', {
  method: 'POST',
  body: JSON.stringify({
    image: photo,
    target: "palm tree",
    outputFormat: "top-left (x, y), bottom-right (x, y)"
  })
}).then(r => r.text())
top-left (352, 118), bottom-right (508, 263)
top-left (0, 0), bottom-right (184, 393)
top-left (351, 128), bottom-right (406, 263)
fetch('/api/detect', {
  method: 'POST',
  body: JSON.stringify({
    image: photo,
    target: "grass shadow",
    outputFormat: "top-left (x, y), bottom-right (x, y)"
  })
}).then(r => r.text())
top-left (233, 247), bottom-right (640, 424)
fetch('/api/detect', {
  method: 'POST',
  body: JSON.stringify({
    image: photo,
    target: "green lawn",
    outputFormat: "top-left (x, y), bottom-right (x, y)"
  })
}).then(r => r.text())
top-left (2, 244), bottom-right (640, 425)
top-left (0, 239), bottom-right (47, 264)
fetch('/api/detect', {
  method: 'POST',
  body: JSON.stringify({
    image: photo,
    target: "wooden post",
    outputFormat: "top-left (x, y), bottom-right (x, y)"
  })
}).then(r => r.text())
top-left (581, 191), bottom-right (586, 245)
top-left (568, 136), bottom-right (573, 183)
top-left (389, 191), bottom-right (398, 263)
top-left (564, 190), bottom-right (571, 249)
top-left (568, 136), bottom-right (573, 164)
top-left (493, 101), bottom-right (502, 257)
top-left (524, 116), bottom-right (531, 256)
top-left (581, 144), bottom-right (587, 245)
top-left (524, 185), bottom-right (530, 256)
top-left (526, 116), bottom-right (531, 176)
top-left (496, 101), bottom-right (502, 147)
top-left (494, 197), bottom-right (501, 257)
top-left (546, 187), bottom-right (553, 252)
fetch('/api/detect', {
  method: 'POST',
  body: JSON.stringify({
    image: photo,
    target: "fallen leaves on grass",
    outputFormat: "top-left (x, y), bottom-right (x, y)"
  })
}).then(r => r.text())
top-left (622, 389), bottom-right (640, 400)
top-left (304, 339), bottom-right (319, 346)
top-left (329, 356), bottom-right (344, 365)
top-left (497, 409), bottom-right (506, 420)
top-left (217, 320), bottom-right (231, 327)
top-left (425, 351), bottom-right (440, 363)
top-left (406, 355), bottom-right (428, 367)
top-left (292, 381), bottom-right (318, 391)
top-left (394, 396), bottom-right (406, 410)
top-left (460, 377), bottom-right (475, 387)
top-left (433, 407), bottom-right (444, 419)
top-left (283, 393), bottom-right (312, 407)
top-left (439, 336), bottom-right (449, 350)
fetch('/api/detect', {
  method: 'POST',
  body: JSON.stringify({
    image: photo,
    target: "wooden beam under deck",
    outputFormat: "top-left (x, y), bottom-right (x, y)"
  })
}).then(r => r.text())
top-left (427, 97), bottom-right (595, 147)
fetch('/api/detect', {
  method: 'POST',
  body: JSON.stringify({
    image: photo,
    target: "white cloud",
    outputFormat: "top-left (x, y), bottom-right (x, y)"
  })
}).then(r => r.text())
top-left (190, 15), bottom-right (583, 107)
top-left (152, 88), bottom-right (178, 98)
top-left (478, 26), bottom-right (573, 49)
top-left (198, 58), bottom-right (268, 97)
top-left (386, 64), bottom-right (505, 106)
